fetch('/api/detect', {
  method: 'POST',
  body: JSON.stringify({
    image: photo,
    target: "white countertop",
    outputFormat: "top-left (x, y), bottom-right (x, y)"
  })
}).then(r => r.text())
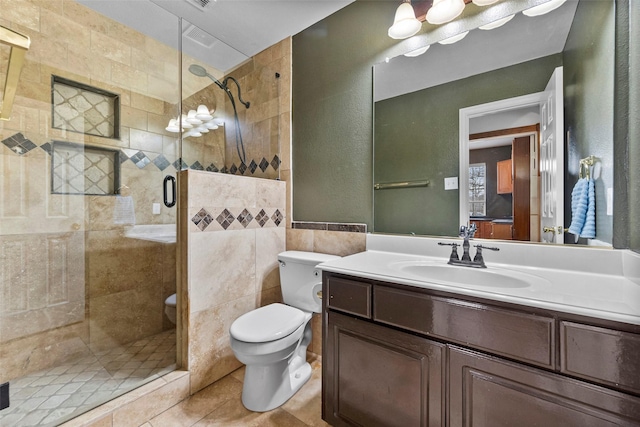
top-left (318, 235), bottom-right (640, 326)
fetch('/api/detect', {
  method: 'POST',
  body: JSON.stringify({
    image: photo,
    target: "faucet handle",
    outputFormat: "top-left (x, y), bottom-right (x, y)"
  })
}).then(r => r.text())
top-left (438, 242), bottom-right (460, 263)
top-left (474, 244), bottom-right (499, 251)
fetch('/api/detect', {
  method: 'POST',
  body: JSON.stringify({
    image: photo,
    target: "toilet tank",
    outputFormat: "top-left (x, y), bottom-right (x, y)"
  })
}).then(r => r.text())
top-left (278, 251), bottom-right (340, 313)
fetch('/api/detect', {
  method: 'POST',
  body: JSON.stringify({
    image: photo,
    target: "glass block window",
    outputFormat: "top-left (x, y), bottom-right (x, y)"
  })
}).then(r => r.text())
top-left (51, 76), bottom-right (120, 139)
top-left (51, 141), bottom-right (121, 196)
top-left (469, 163), bottom-right (486, 217)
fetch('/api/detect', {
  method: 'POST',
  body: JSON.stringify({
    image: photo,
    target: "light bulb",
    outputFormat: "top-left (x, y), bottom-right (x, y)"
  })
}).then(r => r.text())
top-left (195, 104), bottom-right (213, 121)
top-left (186, 110), bottom-right (203, 125)
top-left (404, 45), bottom-right (430, 57)
top-left (479, 14), bottom-right (514, 30)
top-left (388, 2), bottom-right (422, 40)
top-left (523, 0), bottom-right (567, 17)
top-left (438, 31), bottom-right (469, 45)
top-left (165, 119), bottom-right (182, 133)
top-left (180, 115), bottom-right (193, 129)
top-left (426, 0), bottom-right (466, 25)
top-left (472, 0), bottom-right (499, 6)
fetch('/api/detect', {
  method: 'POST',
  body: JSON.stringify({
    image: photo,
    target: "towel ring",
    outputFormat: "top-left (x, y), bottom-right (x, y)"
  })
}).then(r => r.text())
top-left (579, 155), bottom-right (597, 180)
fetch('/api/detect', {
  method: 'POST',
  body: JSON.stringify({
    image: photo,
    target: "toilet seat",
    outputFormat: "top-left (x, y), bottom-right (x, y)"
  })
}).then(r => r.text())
top-left (230, 303), bottom-right (305, 343)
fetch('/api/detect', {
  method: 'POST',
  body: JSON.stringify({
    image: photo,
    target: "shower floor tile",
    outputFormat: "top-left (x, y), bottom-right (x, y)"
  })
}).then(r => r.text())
top-left (0, 329), bottom-right (176, 427)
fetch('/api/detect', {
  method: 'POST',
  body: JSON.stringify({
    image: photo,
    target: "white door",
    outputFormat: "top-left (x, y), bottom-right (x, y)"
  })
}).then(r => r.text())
top-left (540, 67), bottom-right (564, 243)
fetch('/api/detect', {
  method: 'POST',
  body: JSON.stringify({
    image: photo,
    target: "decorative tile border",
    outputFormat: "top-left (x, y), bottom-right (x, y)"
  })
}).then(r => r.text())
top-left (292, 221), bottom-right (367, 233)
top-left (191, 207), bottom-right (284, 232)
top-left (2, 133), bottom-right (281, 177)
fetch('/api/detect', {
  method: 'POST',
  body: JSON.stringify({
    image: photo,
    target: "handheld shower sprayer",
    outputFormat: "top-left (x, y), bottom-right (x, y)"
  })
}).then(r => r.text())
top-left (188, 64), bottom-right (250, 164)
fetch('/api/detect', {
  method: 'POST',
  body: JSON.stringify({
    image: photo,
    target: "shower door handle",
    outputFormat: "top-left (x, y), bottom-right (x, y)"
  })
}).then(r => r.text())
top-left (163, 175), bottom-right (176, 208)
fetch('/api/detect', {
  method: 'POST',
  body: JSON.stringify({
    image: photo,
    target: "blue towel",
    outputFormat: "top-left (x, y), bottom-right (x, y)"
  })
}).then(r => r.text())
top-left (568, 178), bottom-right (595, 238)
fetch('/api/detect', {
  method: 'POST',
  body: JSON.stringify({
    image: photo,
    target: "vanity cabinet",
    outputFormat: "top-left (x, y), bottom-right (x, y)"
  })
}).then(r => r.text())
top-left (322, 272), bottom-right (640, 426)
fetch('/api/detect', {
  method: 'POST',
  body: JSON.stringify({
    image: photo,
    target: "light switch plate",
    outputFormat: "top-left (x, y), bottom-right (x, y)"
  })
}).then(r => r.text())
top-left (444, 177), bottom-right (458, 190)
top-left (153, 203), bottom-right (161, 215)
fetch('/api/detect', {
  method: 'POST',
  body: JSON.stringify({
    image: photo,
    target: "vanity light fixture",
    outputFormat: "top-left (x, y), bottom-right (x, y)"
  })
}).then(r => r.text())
top-left (165, 119), bottom-right (183, 133)
top-left (426, 0), bottom-right (466, 25)
top-left (478, 13), bottom-right (515, 30)
top-left (195, 104), bottom-right (214, 120)
top-left (438, 30), bottom-right (470, 45)
top-left (523, 0), bottom-right (567, 17)
top-left (388, 0), bottom-right (422, 40)
top-left (165, 104), bottom-right (222, 137)
top-left (404, 45), bottom-right (430, 57)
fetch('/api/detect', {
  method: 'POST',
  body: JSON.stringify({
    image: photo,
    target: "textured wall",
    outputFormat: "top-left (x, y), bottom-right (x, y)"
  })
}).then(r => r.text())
top-left (374, 55), bottom-right (561, 236)
top-left (179, 170), bottom-right (286, 394)
top-left (629, 0), bottom-right (640, 252)
top-left (563, 0), bottom-right (615, 245)
top-left (292, 2), bottom-right (400, 227)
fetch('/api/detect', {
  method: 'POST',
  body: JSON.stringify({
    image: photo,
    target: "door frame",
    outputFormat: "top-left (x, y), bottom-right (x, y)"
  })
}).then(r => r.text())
top-left (459, 92), bottom-right (546, 229)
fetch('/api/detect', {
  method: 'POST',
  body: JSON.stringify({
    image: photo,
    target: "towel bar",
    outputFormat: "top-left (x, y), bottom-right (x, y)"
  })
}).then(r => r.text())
top-left (374, 179), bottom-right (429, 190)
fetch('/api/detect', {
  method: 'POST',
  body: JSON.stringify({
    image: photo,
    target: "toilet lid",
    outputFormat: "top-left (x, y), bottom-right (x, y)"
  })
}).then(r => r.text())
top-left (165, 294), bottom-right (176, 307)
top-left (230, 303), bottom-right (306, 343)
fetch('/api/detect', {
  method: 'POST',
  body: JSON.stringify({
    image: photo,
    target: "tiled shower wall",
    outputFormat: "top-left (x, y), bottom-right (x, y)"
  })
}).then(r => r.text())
top-left (178, 170), bottom-right (286, 394)
top-left (0, 0), bottom-right (183, 380)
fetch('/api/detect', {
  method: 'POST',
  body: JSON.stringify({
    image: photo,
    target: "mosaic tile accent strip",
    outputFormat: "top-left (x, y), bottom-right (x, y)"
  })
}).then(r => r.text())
top-left (0, 329), bottom-right (175, 427)
top-left (216, 209), bottom-right (236, 230)
top-left (51, 141), bottom-right (120, 195)
top-left (292, 221), bottom-right (367, 233)
top-left (129, 151), bottom-right (150, 169)
top-left (1, 133), bottom-right (38, 155)
top-left (192, 207), bottom-right (285, 232)
top-left (152, 154), bottom-right (171, 171)
top-left (192, 208), bottom-right (214, 231)
top-left (271, 209), bottom-right (283, 226)
top-left (52, 76), bottom-right (120, 139)
top-left (237, 209), bottom-right (254, 228)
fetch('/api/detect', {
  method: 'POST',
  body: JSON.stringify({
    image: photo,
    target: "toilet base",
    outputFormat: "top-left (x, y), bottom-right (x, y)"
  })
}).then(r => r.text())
top-left (241, 354), bottom-right (312, 412)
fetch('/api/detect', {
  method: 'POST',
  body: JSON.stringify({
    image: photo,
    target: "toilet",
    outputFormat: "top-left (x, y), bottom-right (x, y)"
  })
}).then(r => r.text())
top-left (229, 250), bottom-right (340, 412)
top-left (164, 293), bottom-right (176, 324)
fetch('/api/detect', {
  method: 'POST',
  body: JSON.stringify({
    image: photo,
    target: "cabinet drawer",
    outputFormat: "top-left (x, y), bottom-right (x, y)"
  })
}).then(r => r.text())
top-left (326, 276), bottom-right (371, 318)
top-left (374, 285), bottom-right (555, 368)
top-left (560, 321), bottom-right (640, 395)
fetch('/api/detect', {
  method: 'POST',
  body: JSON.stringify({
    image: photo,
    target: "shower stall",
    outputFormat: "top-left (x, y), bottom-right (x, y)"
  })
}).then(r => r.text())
top-left (0, 1), bottom-right (282, 425)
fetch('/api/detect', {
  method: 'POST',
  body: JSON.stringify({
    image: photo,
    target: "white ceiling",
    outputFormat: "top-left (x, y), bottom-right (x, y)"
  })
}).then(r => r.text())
top-left (78, 0), bottom-right (353, 73)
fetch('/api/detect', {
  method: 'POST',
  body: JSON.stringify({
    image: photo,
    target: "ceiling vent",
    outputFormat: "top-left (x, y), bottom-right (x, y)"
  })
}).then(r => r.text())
top-left (183, 24), bottom-right (218, 49)
top-left (184, 0), bottom-right (214, 12)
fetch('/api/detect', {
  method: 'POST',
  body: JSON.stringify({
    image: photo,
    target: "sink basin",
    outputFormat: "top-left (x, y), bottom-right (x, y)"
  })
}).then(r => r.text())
top-left (391, 262), bottom-right (541, 289)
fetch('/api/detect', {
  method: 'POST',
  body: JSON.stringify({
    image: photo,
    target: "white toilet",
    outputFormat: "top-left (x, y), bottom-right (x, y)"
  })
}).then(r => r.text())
top-left (165, 293), bottom-right (176, 324)
top-left (229, 250), bottom-right (339, 412)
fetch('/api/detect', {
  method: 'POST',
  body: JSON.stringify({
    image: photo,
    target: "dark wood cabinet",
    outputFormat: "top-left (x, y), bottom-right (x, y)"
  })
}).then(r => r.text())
top-left (324, 311), bottom-right (445, 427)
top-left (469, 220), bottom-right (492, 238)
top-left (449, 346), bottom-right (640, 427)
top-left (323, 272), bottom-right (640, 427)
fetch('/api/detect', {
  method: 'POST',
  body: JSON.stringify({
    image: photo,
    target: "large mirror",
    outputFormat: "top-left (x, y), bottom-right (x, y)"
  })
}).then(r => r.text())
top-left (373, 0), bottom-right (614, 246)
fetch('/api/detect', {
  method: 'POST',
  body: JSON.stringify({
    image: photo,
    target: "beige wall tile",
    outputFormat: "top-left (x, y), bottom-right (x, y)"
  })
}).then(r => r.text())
top-left (256, 178), bottom-right (286, 211)
top-left (190, 344), bottom-right (242, 395)
top-left (132, 92), bottom-right (165, 116)
top-left (63, 1), bottom-right (109, 34)
top-left (255, 227), bottom-right (285, 293)
top-left (0, 0), bottom-right (41, 31)
top-left (120, 105), bottom-right (149, 131)
top-left (312, 230), bottom-right (366, 257)
top-left (111, 62), bottom-right (148, 94)
top-left (129, 128), bottom-right (163, 154)
top-left (286, 229), bottom-right (314, 252)
top-left (90, 30), bottom-right (131, 66)
top-left (187, 170), bottom-right (256, 209)
top-left (188, 230), bottom-right (256, 313)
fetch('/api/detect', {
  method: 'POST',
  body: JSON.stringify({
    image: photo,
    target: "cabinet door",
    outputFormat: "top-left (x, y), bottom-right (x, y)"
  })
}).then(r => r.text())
top-left (491, 222), bottom-right (513, 240)
top-left (323, 311), bottom-right (445, 427)
top-left (449, 346), bottom-right (640, 427)
top-left (497, 159), bottom-right (513, 194)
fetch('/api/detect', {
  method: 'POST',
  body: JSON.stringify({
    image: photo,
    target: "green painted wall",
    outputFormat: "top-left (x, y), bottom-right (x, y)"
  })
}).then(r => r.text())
top-left (563, 0), bottom-right (615, 245)
top-left (373, 55), bottom-right (561, 236)
top-left (628, 0), bottom-right (640, 252)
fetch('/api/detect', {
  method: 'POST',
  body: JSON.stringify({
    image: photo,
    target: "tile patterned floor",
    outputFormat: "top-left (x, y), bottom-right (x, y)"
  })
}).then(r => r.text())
top-left (145, 357), bottom-right (328, 427)
top-left (0, 329), bottom-right (176, 427)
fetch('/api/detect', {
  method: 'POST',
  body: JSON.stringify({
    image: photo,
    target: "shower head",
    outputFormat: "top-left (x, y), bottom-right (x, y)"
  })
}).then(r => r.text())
top-left (188, 64), bottom-right (208, 77)
top-left (188, 64), bottom-right (225, 90)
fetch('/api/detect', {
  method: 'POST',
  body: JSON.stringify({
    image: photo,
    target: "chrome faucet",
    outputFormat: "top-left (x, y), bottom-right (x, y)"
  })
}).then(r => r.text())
top-left (438, 224), bottom-right (499, 268)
